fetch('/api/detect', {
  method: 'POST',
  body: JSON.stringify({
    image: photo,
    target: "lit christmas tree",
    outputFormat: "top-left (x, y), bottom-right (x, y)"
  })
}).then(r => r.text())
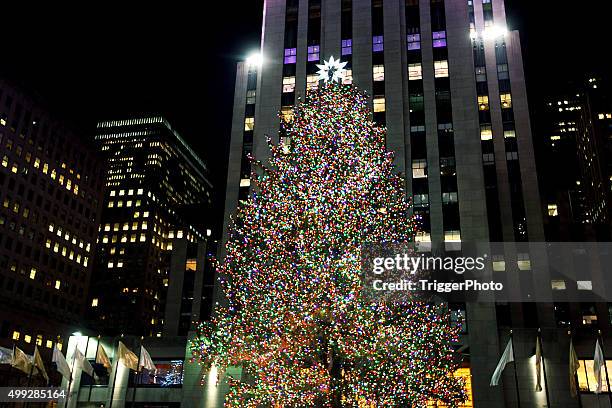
top-left (191, 70), bottom-right (466, 407)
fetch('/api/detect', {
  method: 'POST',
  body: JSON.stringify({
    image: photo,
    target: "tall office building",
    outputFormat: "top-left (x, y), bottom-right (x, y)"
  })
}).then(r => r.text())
top-left (0, 79), bottom-right (105, 361)
top-left (89, 117), bottom-right (213, 337)
top-left (221, 1), bottom-right (564, 407)
top-left (540, 75), bottom-right (612, 241)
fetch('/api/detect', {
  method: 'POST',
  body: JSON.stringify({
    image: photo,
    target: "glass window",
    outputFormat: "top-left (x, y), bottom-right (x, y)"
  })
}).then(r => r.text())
top-left (341, 39), bottom-right (352, 55)
top-left (373, 97), bottom-right (386, 112)
top-left (478, 95), bottom-right (489, 111)
top-left (500, 93), bottom-right (512, 108)
top-left (282, 76), bottom-right (296, 93)
top-left (132, 359), bottom-right (184, 386)
top-left (407, 34), bottom-right (421, 50)
top-left (284, 48), bottom-right (297, 64)
top-left (497, 64), bottom-right (509, 79)
top-left (408, 63), bottom-right (422, 80)
top-left (307, 74), bottom-right (319, 90)
top-left (442, 192), bottom-right (458, 204)
top-left (434, 60), bottom-right (449, 78)
top-left (432, 31), bottom-right (447, 48)
top-left (475, 66), bottom-right (487, 82)
top-left (480, 124), bottom-right (493, 140)
top-left (372, 35), bottom-right (384, 52)
top-left (444, 230), bottom-right (461, 242)
top-left (413, 193), bottom-right (429, 207)
top-left (547, 204), bottom-right (558, 217)
top-left (246, 90), bottom-right (256, 104)
top-left (307, 45), bottom-right (320, 62)
top-left (342, 69), bottom-right (353, 85)
top-left (244, 117), bottom-right (255, 131)
top-left (412, 159), bottom-right (427, 178)
top-left (373, 65), bottom-right (385, 82)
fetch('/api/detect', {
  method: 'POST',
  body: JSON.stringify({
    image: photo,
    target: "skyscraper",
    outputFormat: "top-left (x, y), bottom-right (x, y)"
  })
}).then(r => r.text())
top-left (222, 1), bottom-right (555, 406)
top-left (0, 79), bottom-right (105, 357)
top-left (89, 117), bottom-right (213, 337)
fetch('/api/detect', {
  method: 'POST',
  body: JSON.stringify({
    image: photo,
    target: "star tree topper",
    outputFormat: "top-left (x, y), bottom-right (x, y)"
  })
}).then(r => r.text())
top-left (316, 56), bottom-right (348, 83)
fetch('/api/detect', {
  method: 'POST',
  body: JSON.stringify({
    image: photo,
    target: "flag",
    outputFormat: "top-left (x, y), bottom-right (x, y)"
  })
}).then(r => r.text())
top-left (117, 341), bottom-right (138, 371)
top-left (139, 346), bottom-right (156, 372)
top-left (11, 347), bottom-right (33, 375)
top-left (74, 348), bottom-right (94, 377)
top-left (32, 346), bottom-right (49, 383)
top-left (490, 338), bottom-right (514, 386)
top-left (569, 339), bottom-right (580, 398)
top-left (96, 344), bottom-right (112, 374)
top-left (594, 339), bottom-right (605, 394)
top-left (52, 345), bottom-right (71, 380)
top-left (535, 336), bottom-right (543, 392)
top-left (0, 346), bottom-right (12, 364)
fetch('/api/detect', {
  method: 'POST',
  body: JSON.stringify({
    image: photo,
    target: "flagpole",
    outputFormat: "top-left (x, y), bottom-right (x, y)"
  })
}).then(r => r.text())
top-left (74, 336), bottom-right (90, 403)
top-left (510, 330), bottom-right (521, 408)
top-left (65, 341), bottom-right (80, 408)
top-left (131, 336), bottom-right (144, 408)
top-left (538, 329), bottom-right (551, 408)
top-left (88, 335), bottom-right (101, 402)
top-left (25, 347), bottom-right (36, 408)
top-left (569, 330), bottom-right (583, 408)
top-left (108, 336), bottom-right (121, 408)
top-left (598, 330), bottom-right (612, 406)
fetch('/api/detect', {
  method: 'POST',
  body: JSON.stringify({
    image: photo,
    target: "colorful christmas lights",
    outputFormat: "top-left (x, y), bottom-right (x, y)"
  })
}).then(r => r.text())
top-left (191, 83), bottom-right (466, 407)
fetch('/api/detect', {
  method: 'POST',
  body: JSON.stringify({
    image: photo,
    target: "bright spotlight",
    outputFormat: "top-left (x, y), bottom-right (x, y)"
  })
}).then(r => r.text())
top-left (482, 25), bottom-right (508, 40)
top-left (246, 52), bottom-right (263, 67)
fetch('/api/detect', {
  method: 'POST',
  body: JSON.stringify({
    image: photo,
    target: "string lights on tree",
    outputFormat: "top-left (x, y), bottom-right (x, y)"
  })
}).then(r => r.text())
top-left (191, 69), bottom-right (466, 407)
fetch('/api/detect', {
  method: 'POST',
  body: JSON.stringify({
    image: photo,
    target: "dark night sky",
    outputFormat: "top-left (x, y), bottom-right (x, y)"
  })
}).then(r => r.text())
top-left (1, 1), bottom-right (610, 225)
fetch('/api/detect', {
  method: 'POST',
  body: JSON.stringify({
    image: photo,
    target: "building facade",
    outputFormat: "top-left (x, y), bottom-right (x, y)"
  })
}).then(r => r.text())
top-left (0, 79), bottom-right (105, 381)
top-left (89, 117), bottom-right (213, 337)
top-left (217, 0), bottom-right (606, 407)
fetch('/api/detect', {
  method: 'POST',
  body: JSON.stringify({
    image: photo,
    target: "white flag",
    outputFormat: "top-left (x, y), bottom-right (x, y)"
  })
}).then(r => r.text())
top-left (74, 348), bottom-right (94, 377)
top-left (52, 345), bottom-right (71, 380)
top-left (139, 346), bottom-right (156, 372)
top-left (0, 346), bottom-right (12, 364)
top-left (490, 338), bottom-right (514, 386)
top-left (594, 339), bottom-right (605, 394)
top-left (535, 336), bottom-right (543, 392)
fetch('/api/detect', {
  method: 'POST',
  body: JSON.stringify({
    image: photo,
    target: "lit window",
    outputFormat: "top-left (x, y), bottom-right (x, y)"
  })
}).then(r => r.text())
top-left (372, 35), bottom-right (384, 52)
top-left (36, 335), bottom-right (43, 346)
top-left (246, 90), bottom-right (256, 104)
top-left (408, 63), bottom-right (422, 80)
top-left (504, 130), bottom-right (516, 138)
top-left (373, 65), bottom-right (385, 82)
top-left (407, 34), bottom-right (421, 50)
top-left (444, 230), bottom-right (461, 242)
top-left (442, 192), bottom-right (458, 204)
top-left (24, 335), bottom-right (32, 344)
top-left (281, 106), bottom-right (294, 122)
top-left (240, 178), bottom-right (251, 187)
top-left (373, 97), bottom-right (386, 113)
top-left (492, 255), bottom-right (505, 271)
top-left (284, 48), bottom-right (297, 64)
top-left (244, 117), bottom-right (255, 131)
top-left (432, 30), bottom-right (447, 47)
top-left (12, 331), bottom-right (20, 340)
top-left (46, 340), bottom-right (53, 349)
top-left (548, 204), bottom-right (558, 217)
top-left (517, 253), bottom-right (531, 270)
top-left (307, 45), bottom-right (320, 62)
top-left (342, 69), bottom-right (353, 85)
top-left (341, 39), bottom-right (352, 55)
top-left (110, 190), bottom-right (116, 197)
top-left (500, 93), bottom-right (512, 108)
top-left (307, 74), bottom-right (319, 90)
top-left (108, 261), bottom-right (114, 268)
top-left (412, 160), bottom-right (427, 178)
top-left (413, 193), bottom-right (429, 207)
top-left (480, 124), bottom-right (493, 140)
top-left (577, 281), bottom-right (593, 291)
top-left (478, 95), bottom-right (489, 111)
top-left (434, 60), bottom-right (449, 78)
top-left (282, 76), bottom-right (296, 93)
top-left (29, 268), bottom-right (36, 280)
top-left (140, 233), bottom-right (147, 242)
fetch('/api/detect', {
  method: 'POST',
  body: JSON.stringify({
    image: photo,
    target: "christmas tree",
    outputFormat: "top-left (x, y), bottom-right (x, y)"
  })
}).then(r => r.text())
top-left (192, 78), bottom-right (466, 407)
